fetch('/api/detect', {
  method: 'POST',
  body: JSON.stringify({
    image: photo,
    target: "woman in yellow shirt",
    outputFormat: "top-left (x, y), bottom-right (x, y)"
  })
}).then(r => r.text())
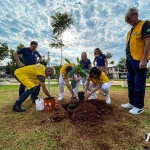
top-left (84, 67), bottom-right (111, 104)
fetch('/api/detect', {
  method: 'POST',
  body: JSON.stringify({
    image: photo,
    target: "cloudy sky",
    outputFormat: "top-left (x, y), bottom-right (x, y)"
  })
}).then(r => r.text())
top-left (0, 0), bottom-right (150, 66)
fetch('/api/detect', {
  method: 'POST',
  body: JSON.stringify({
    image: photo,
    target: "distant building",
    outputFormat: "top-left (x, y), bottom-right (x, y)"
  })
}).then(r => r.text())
top-left (108, 66), bottom-right (127, 79)
top-left (0, 66), bottom-right (6, 77)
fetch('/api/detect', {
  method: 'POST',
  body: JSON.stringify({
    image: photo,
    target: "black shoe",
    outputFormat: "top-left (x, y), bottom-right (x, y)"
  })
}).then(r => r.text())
top-left (32, 99), bottom-right (35, 103)
top-left (31, 98), bottom-right (36, 103)
top-left (12, 104), bottom-right (26, 112)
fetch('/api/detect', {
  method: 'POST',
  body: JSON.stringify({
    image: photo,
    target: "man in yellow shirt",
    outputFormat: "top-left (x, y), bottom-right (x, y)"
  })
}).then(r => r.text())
top-left (13, 64), bottom-right (55, 112)
top-left (58, 63), bottom-right (81, 100)
top-left (84, 67), bottom-right (111, 104)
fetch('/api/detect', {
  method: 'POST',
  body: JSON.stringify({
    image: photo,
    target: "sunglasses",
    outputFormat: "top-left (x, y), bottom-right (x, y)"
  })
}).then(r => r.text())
top-left (125, 14), bottom-right (135, 22)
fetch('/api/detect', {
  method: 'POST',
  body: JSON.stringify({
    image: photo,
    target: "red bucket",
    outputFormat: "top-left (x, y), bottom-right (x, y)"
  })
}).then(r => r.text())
top-left (43, 97), bottom-right (55, 112)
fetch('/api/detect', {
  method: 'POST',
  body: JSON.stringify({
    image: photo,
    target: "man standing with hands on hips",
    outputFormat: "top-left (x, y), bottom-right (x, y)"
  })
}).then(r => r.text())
top-left (121, 7), bottom-right (150, 115)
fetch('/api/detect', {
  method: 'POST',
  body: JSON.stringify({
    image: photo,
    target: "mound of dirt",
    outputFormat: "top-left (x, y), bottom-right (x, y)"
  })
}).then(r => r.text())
top-left (62, 100), bottom-right (114, 127)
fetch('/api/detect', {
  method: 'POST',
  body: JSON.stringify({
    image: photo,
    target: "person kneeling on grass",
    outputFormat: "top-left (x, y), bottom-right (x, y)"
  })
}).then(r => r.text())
top-left (84, 67), bottom-right (111, 104)
top-left (58, 63), bottom-right (82, 101)
top-left (12, 64), bottom-right (55, 112)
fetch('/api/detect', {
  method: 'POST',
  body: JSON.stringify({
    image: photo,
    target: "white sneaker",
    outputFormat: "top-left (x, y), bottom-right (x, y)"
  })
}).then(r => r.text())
top-left (121, 103), bottom-right (133, 109)
top-left (89, 94), bottom-right (97, 100)
top-left (57, 96), bottom-right (64, 101)
top-left (106, 95), bottom-right (111, 104)
top-left (129, 107), bottom-right (144, 115)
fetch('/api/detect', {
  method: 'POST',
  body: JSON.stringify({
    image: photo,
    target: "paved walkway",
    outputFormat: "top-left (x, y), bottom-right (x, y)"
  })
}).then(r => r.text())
top-left (1, 78), bottom-right (150, 87)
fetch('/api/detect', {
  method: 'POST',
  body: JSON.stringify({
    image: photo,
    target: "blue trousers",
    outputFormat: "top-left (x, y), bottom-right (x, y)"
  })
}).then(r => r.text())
top-left (19, 83), bottom-right (40, 100)
top-left (126, 57), bottom-right (146, 108)
top-left (15, 87), bottom-right (36, 105)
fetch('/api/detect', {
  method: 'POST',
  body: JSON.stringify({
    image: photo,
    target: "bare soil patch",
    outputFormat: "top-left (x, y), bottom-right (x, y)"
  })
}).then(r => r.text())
top-left (47, 95), bottom-right (148, 149)
top-left (61, 100), bottom-right (113, 127)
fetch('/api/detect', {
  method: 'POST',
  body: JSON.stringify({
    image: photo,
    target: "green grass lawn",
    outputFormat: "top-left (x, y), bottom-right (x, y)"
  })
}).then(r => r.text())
top-left (45, 79), bottom-right (58, 82)
top-left (0, 85), bottom-right (150, 149)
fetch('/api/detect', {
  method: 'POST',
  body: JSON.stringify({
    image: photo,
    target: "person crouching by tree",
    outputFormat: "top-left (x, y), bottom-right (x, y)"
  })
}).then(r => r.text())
top-left (57, 63), bottom-right (82, 101)
top-left (12, 64), bottom-right (55, 112)
top-left (84, 67), bottom-right (111, 104)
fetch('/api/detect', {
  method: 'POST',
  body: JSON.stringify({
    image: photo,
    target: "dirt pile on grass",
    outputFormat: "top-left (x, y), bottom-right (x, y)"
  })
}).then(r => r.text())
top-left (62, 100), bottom-right (114, 127)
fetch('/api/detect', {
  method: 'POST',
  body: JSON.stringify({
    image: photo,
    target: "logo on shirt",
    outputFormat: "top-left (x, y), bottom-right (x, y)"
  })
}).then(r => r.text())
top-left (36, 65), bottom-right (41, 68)
top-left (146, 29), bottom-right (150, 32)
top-left (134, 32), bottom-right (138, 36)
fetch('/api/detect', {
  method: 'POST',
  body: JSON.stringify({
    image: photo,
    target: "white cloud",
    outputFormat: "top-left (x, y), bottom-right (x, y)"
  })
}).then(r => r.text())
top-left (0, 0), bottom-right (150, 66)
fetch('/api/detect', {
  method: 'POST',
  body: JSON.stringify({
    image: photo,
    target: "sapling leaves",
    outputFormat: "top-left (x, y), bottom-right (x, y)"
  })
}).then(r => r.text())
top-left (65, 58), bottom-right (70, 64)
top-left (71, 79), bottom-right (76, 89)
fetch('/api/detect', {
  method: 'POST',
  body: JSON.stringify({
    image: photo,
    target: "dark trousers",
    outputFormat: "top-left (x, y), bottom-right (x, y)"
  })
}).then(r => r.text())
top-left (19, 83), bottom-right (40, 100)
top-left (126, 57), bottom-right (146, 108)
top-left (15, 87), bottom-right (37, 105)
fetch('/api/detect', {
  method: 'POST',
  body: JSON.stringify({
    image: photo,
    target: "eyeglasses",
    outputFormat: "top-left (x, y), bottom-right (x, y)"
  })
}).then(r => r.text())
top-left (125, 14), bottom-right (135, 23)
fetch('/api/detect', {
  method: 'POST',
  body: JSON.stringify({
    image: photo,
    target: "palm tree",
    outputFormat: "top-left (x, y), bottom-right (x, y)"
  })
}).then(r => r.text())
top-left (109, 60), bottom-right (115, 66)
top-left (51, 12), bottom-right (73, 37)
top-left (49, 36), bottom-right (66, 65)
top-left (50, 12), bottom-right (73, 65)
top-left (106, 52), bottom-right (113, 59)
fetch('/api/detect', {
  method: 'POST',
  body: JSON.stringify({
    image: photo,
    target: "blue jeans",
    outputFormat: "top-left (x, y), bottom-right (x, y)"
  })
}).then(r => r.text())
top-left (15, 87), bottom-right (36, 105)
top-left (126, 56), bottom-right (146, 108)
top-left (31, 84), bottom-right (40, 100)
top-left (19, 84), bottom-right (26, 97)
top-left (19, 83), bottom-right (40, 100)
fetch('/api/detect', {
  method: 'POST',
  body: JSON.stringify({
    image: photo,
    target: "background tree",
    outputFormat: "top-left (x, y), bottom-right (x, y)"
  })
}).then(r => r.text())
top-left (50, 12), bottom-right (73, 65)
top-left (109, 60), bottom-right (115, 66)
top-left (40, 55), bottom-right (48, 66)
top-left (118, 58), bottom-right (126, 69)
top-left (5, 49), bottom-right (18, 76)
top-left (51, 12), bottom-right (73, 37)
top-left (106, 52), bottom-right (113, 59)
top-left (17, 43), bottom-right (24, 51)
top-left (117, 58), bottom-right (127, 79)
top-left (146, 67), bottom-right (150, 78)
top-left (53, 65), bottom-right (62, 80)
top-left (0, 40), bottom-right (9, 61)
top-left (49, 36), bottom-right (66, 65)
top-left (5, 44), bottom-right (25, 75)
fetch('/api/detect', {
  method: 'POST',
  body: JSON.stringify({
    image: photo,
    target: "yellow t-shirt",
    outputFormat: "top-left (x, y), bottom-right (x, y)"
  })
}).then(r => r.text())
top-left (60, 63), bottom-right (76, 79)
top-left (15, 64), bottom-right (46, 89)
top-left (87, 71), bottom-right (109, 84)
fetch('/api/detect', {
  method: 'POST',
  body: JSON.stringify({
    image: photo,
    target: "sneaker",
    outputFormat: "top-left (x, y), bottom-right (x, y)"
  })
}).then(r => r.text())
top-left (129, 107), bottom-right (144, 115)
top-left (57, 96), bottom-right (64, 101)
top-left (121, 103), bottom-right (133, 109)
top-left (89, 94), bottom-right (97, 100)
top-left (106, 95), bottom-right (111, 104)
